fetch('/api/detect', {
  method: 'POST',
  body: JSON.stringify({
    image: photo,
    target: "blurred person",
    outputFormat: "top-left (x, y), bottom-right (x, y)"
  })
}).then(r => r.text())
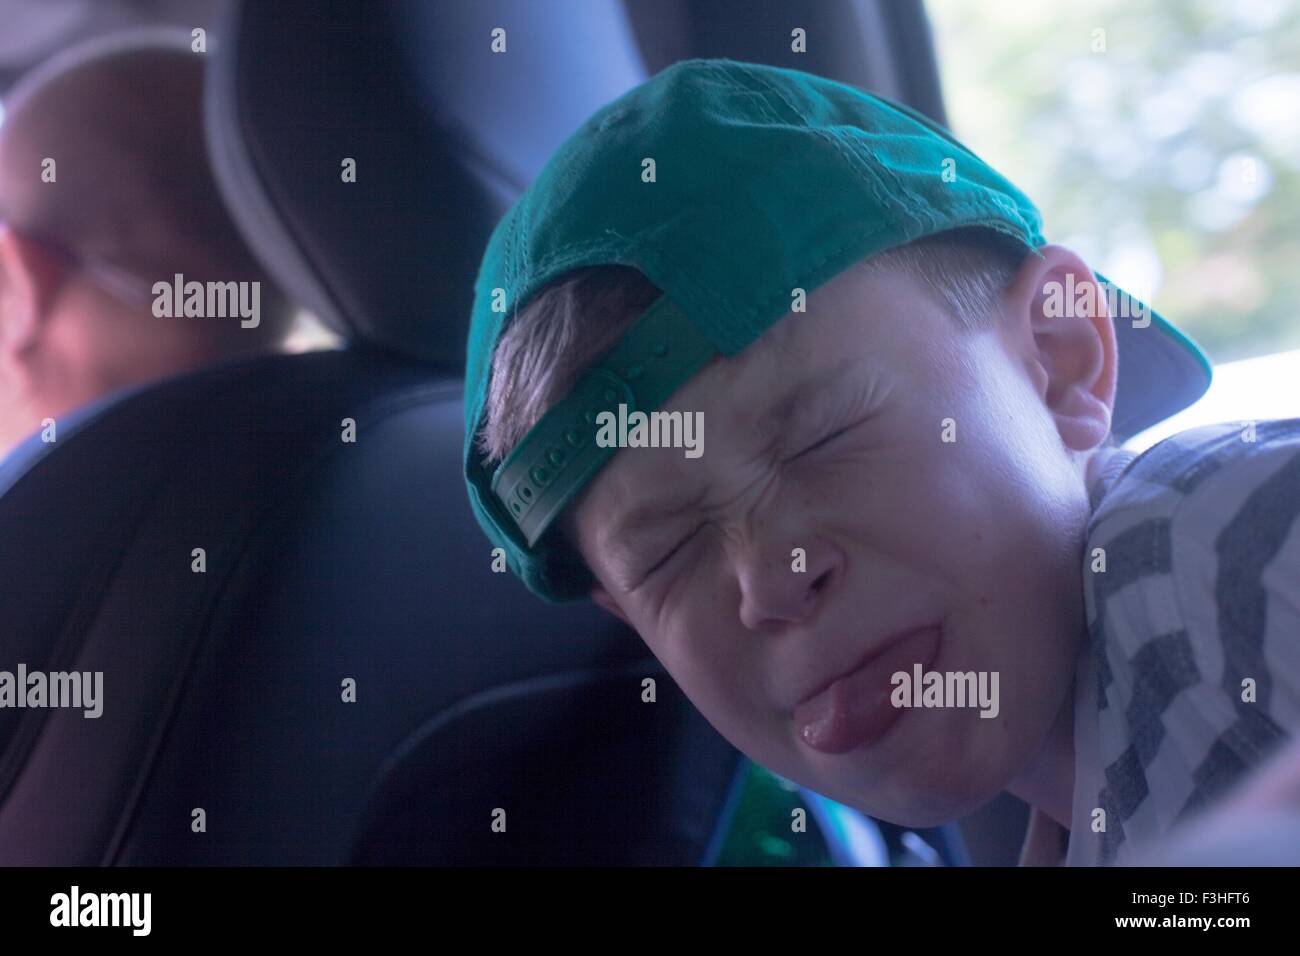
top-left (0, 29), bottom-right (296, 493)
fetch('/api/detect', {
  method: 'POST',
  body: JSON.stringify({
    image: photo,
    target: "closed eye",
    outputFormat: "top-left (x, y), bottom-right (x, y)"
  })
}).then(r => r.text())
top-left (790, 421), bottom-right (858, 461)
top-left (783, 371), bottom-right (886, 463)
top-left (640, 525), bottom-right (702, 579)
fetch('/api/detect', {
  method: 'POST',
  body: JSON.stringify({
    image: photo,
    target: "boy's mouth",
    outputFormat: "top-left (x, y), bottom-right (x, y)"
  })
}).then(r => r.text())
top-left (792, 623), bottom-right (943, 755)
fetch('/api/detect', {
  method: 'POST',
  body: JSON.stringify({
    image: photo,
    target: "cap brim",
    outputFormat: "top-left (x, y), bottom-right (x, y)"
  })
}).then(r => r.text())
top-left (1094, 273), bottom-right (1213, 442)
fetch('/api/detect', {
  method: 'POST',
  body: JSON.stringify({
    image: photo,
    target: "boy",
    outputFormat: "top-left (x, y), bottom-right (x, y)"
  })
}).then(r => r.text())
top-left (462, 59), bottom-right (1300, 865)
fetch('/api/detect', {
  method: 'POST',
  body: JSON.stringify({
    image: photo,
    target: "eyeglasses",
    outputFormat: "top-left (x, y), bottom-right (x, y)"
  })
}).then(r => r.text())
top-left (73, 257), bottom-right (157, 311)
top-left (0, 222), bottom-right (157, 312)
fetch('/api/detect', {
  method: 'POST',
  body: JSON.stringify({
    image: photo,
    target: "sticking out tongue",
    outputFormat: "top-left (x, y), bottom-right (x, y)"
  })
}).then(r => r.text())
top-left (793, 625), bottom-right (941, 754)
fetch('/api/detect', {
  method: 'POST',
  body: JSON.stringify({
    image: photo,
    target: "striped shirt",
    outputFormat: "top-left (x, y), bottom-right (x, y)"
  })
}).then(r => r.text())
top-left (1021, 419), bottom-right (1300, 865)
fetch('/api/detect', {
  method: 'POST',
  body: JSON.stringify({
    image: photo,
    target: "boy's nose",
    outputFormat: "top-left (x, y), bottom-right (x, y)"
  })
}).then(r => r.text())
top-left (736, 538), bottom-right (842, 631)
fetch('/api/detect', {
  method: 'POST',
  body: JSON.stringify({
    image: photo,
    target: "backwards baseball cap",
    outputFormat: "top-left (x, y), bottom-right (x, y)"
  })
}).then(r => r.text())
top-left (463, 58), bottom-right (1213, 604)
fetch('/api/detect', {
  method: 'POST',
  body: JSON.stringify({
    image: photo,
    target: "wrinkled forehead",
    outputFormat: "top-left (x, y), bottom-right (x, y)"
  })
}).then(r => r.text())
top-left (562, 262), bottom-right (941, 543)
top-left (664, 261), bottom-right (916, 406)
top-left (566, 341), bottom-right (844, 530)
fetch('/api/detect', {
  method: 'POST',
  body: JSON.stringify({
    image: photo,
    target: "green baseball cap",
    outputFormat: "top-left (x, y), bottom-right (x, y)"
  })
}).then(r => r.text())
top-left (463, 57), bottom-right (1213, 605)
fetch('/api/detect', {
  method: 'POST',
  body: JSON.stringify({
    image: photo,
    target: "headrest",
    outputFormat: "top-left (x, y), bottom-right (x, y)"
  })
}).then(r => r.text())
top-left (205, 0), bottom-right (650, 369)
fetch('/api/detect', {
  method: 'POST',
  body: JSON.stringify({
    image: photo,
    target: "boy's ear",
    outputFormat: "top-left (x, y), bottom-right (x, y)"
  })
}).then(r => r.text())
top-left (589, 583), bottom-right (633, 628)
top-left (1001, 243), bottom-right (1118, 454)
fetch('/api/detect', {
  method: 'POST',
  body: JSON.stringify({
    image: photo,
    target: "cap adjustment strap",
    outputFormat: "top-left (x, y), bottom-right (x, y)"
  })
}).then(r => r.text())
top-left (491, 294), bottom-right (718, 547)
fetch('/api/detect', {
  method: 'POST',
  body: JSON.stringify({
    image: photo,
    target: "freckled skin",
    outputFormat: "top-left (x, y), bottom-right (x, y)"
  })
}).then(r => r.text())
top-left (565, 248), bottom-right (1117, 827)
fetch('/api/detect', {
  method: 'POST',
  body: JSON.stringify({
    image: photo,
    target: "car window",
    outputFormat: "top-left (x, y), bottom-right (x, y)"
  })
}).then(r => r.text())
top-left (927, 0), bottom-right (1300, 380)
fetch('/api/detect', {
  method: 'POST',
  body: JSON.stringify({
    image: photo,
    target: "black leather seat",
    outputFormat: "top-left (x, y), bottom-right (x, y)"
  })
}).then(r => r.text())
top-left (0, 342), bottom-right (743, 864)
